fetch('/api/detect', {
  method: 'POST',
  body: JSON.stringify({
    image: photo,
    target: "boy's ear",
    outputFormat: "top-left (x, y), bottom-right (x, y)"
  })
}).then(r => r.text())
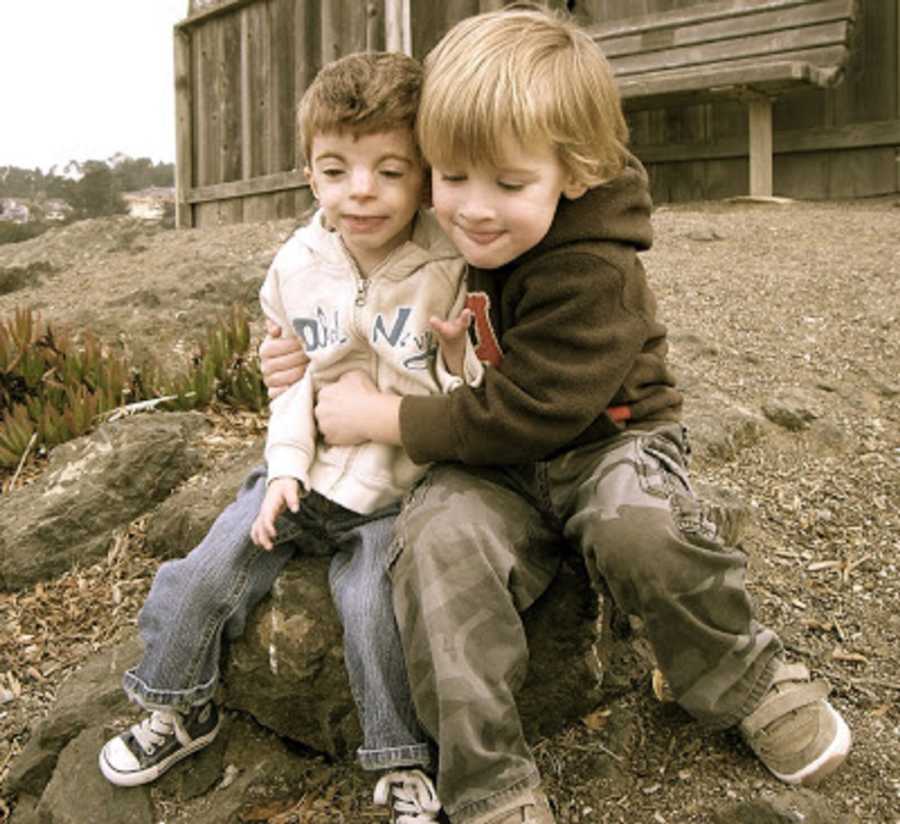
top-left (305, 166), bottom-right (317, 199)
top-left (562, 178), bottom-right (589, 201)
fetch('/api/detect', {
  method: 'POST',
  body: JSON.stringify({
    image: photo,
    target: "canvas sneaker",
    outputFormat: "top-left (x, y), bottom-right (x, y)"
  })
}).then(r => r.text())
top-left (373, 769), bottom-right (442, 823)
top-left (739, 661), bottom-right (851, 785)
top-left (99, 701), bottom-right (221, 787)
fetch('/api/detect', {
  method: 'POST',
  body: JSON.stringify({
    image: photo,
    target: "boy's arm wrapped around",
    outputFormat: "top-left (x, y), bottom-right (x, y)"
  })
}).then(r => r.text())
top-left (401, 167), bottom-right (681, 468)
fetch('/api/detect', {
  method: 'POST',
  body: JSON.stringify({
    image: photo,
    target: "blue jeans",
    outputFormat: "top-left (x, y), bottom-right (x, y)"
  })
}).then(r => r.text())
top-left (123, 464), bottom-right (430, 771)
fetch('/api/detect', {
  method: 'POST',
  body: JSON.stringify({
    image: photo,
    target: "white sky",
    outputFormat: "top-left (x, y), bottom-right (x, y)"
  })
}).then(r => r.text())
top-left (1, 0), bottom-right (189, 173)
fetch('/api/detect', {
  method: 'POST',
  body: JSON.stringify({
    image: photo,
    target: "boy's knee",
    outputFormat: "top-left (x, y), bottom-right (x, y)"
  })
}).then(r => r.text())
top-left (583, 506), bottom-right (675, 591)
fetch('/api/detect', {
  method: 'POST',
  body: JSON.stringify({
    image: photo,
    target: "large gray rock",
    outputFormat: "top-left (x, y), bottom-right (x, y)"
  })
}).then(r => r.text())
top-left (676, 360), bottom-right (769, 462)
top-left (36, 727), bottom-right (156, 824)
top-left (226, 554), bottom-right (605, 756)
top-left (4, 638), bottom-right (140, 798)
top-left (0, 412), bottom-right (209, 591)
top-left (144, 440), bottom-right (263, 559)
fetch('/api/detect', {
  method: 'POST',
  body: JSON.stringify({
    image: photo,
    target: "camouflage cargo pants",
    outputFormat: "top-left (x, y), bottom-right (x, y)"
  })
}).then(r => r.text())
top-left (390, 423), bottom-right (783, 824)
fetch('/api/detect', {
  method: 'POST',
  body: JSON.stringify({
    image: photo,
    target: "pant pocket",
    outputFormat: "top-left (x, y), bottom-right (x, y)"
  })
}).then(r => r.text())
top-left (638, 433), bottom-right (718, 544)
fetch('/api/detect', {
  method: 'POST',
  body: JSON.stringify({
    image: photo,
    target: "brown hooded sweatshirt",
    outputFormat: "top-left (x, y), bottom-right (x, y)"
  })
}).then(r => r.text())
top-left (399, 156), bottom-right (683, 466)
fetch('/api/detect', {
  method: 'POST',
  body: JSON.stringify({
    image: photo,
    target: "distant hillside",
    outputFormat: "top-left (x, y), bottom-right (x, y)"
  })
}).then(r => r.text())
top-left (0, 156), bottom-right (175, 240)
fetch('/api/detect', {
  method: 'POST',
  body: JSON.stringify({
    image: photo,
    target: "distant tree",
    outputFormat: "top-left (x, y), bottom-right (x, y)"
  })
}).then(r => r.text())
top-left (66, 162), bottom-right (127, 218)
top-left (0, 154), bottom-right (173, 220)
top-left (112, 157), bottom-right (175, 192)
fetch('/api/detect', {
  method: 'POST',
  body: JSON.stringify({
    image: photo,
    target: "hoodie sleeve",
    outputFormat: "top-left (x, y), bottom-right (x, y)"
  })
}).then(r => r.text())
top-left (399, 253), bottom-right (649, 465)
top-left (259, 261), bottom-right (315, 489)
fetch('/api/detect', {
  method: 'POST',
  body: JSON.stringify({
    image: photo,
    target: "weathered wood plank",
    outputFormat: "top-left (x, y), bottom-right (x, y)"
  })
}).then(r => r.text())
top-left (249, 1), bottom-right (272, 176)
top-left (321, 0), bottom-right (341, 64)
top-left (342, 0), bottom-right (370, 55)
top-left (269, 0), bottom-right (295, 173)
top-left (220, 15), bottom-right (242, 182)
top-left (240, 7), bottom-right (253, 180)
top-left (618, 53), bottom-right (848, 108)
top-left (385, 0), bottom-right (411, 54)
top-left (610, 21), bottom-right (851, 78)
top-left (174, 29), bottom-right (195, 228)
top-left (593, 0), bottom-right (854, 40)
top-left (178, 0), bottom-right (260, 30)
top-left (828, 146), bottom-right (898, 197)
top-left (596, 0), bottom-right (855, 59)
top-left (293, 0), bottom-right (318, 162)
top-left (194, 23), bottom-right (218, 187)
top-left (632, 118), bottom-right (900, 163)
top-left (187, 169), bottom-right (309, 203)
top-left (242, 193), bottom-right (278, 221)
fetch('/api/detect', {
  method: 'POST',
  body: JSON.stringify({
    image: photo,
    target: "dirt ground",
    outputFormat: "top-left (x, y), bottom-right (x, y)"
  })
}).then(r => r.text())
top-left (0, 196), bottom-right (898, 823)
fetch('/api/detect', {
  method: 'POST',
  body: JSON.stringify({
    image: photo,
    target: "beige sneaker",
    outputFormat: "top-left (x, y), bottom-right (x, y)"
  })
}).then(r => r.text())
top-left (739, 661), bottom-right (851, 785)
top-left (372, 769), bottom-right (442, 823)
top-left (481, 789), bottom-right (556, 824)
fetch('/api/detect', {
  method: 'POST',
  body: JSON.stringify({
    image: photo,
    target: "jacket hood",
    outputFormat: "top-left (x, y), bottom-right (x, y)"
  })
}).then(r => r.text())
top-left (292, 208), bottom-right (458, 280)
top-left (517, 152), bottom-right (653, 268)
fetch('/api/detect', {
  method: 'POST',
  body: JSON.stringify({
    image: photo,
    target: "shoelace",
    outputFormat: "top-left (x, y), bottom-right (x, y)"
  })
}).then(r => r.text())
top-left (130, 710), bottom-right (177, 755)
top-left (373, 770), bottom-right (442, 824)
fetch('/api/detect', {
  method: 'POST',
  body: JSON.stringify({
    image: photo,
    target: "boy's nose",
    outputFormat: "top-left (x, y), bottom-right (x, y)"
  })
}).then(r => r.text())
top-left (349, 169), bottom-right (376, 198)
top-left (458, 193), bottom-right (495, 222)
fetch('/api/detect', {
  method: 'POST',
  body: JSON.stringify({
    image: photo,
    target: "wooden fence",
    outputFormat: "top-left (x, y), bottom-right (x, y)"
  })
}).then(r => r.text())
top-left (174, 0), bottom-right (900, 227)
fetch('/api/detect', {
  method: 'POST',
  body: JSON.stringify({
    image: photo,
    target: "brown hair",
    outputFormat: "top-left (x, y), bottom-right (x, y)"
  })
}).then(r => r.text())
top-left (418, 4), bottom-right (628, 186)
top-left (298, 51), bottom-right (423, 166)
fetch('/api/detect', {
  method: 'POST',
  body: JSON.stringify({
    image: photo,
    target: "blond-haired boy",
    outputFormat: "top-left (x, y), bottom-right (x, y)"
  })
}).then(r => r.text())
top-left (265, 7), bottom-right (852, 824)
top-left (99, 51), bottom-right (481, 822)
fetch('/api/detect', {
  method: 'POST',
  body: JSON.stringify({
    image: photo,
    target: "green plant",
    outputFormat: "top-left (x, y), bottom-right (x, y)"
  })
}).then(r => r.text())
top-left (0, 304), bottom-right (266, 471)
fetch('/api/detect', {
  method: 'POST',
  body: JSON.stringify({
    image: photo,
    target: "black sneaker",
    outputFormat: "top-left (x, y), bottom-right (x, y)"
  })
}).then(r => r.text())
top-left (99, 702), bottom-right (221, 787)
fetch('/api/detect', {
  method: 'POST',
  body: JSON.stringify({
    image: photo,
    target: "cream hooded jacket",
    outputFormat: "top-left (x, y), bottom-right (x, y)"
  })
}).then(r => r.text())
top-left (260, 208), bottom-right (481, 515)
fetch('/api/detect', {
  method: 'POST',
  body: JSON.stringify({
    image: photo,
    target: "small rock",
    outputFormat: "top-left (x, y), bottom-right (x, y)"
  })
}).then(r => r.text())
top-left (686, 227), bottom-right (725, 242)
top-left (712, 788), bottom-right (851, 824)
top-left (762, 387), bottom-right (823, 431)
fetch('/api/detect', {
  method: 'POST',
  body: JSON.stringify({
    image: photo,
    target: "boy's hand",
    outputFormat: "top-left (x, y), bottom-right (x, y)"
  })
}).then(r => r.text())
top-left (429, 308), bottom-right (472, 377)
top-left (315, 371), bottom-right (402, 447)
top-left (251, 477), bottom-right (300, 550)
top-left (315, 371), bottom-right (377, 446)
top-left (259, 320), bottom-right (309, 400)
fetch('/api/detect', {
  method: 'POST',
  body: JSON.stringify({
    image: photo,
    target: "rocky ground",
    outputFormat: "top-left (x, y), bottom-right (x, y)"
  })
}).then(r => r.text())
top-left (0, 197), bottom-right (898, 823)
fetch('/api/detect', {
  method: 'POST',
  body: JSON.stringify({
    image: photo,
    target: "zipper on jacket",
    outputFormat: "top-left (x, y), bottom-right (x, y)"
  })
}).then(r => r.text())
top-left (355, 277), bottom-right (369, 307)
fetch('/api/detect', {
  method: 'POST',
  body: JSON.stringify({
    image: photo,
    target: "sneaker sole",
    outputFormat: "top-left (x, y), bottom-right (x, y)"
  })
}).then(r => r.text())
top-left (771, 704), bottom-right (851, 786)
top-left (98, 719), bottom-right (221, 788)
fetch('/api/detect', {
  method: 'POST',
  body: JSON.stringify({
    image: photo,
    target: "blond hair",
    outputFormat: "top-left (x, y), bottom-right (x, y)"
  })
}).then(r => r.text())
top-left (298, 52), bottom-right (423, 166)
top-left (417, 4), bottom-right (628, 186)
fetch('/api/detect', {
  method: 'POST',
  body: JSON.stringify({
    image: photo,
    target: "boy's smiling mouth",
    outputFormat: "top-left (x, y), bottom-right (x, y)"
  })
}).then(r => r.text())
top-left (343, 215), bottom-right (389, 231)
top-left (458, 226), bottom-right (504, 245)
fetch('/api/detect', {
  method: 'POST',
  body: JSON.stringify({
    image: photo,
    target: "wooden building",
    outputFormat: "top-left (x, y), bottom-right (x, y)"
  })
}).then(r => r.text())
top-left (174, 0), bottom-right (900, 228)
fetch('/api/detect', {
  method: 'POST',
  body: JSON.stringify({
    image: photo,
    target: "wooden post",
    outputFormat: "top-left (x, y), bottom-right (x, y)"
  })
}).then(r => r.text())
top-left (385, 0), bottom-right (411, 55)
top-left (174, 28), bottom-right (195, 228)
top-left (896, 0), bottom-right (900, 192)
top-left (321, 0), bottom-right (340, 64)
top-left (748, 97), bottom-right (773, 197)
top-left (240, 9), bottom-right (253, 180)
top-left (365, 2), bottom-right (379, 51)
